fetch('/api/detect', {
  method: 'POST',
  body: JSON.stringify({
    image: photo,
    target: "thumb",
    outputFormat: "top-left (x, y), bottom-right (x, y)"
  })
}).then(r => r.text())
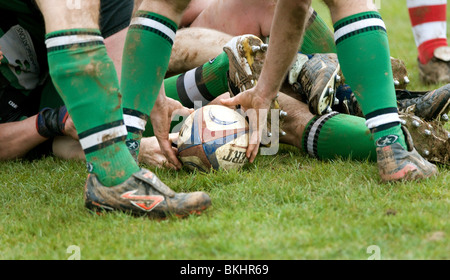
top-left (170, 100), bottom-right (194, 117)
top-left (220, 94), bottom-right (242, 107)
top-left (174, 106), bottom-right (194, 117)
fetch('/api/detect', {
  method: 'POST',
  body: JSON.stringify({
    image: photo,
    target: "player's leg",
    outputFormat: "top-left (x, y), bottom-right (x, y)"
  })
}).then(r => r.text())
top-left (164, 52), bottom-right (230, 110)
top-left (407, 0), bottom-right (450, 84)
top-left (120, 0), bottom-right (191, 159)
top-left (276, 92), bottom-right (377, 162)
top-left (36, 0), bottom-right (140, 187)
top-left (324, 0), bottom-right (437, 181)
top-left (300, 7), bottom-right (336, 54)
top-left (168, 27), bottom-right (232, 75)
top-left (38, 0), bottom-right (210, 217)
top-left (164, 28), bottom-right (233, 113)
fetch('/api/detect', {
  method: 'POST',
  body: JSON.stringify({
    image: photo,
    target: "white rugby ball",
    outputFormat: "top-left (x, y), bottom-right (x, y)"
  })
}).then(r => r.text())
top-left (177, 105), bottom-right (249, 172)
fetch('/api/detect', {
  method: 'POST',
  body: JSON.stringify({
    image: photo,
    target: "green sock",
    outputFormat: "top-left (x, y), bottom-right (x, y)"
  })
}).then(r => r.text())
top-left (300, 8), bottom-right (336, 54)
top-left (121, 11), bottom-right (178, 157)
top-left (164, 51), bottom-right (229, 108)
top-left (334, 11), bottom-right (406, 150)
top-left (143, 51), bottom-right (230, 137)
top-left (46, 29), bottom-right (139, 186)
top-left (302, 112), bottom-right (377, 161)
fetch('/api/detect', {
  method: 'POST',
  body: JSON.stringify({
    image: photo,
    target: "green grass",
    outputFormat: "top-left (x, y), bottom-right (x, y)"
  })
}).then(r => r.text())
top-left (0, 1), bottom-right (449, 260)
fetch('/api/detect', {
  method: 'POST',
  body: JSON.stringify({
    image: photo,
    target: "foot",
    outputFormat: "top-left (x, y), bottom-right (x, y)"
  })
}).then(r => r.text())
top-left (84, 168), bottom-right (211, 218)
top-left (418, 46), bottom-right (450, 84)
top-left (223, 34), bottom-right (267, 96)
top-left (376, 126), bottom-right (438, 182)
top-left (396, 84), bottom-right (450, 121)
top-left (289, 53), bottom-right (340, 115)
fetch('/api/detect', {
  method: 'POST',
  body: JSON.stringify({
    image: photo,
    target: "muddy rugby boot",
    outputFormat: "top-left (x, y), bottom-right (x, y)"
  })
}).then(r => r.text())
top-left (84, 168), bottom-right (211, 218)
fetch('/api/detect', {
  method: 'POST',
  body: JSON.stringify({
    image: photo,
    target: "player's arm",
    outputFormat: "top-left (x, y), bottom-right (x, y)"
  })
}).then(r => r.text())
top-left (0, 116), bottom-right (47, 160)
top-left (0, 106), bottom-right (77, 160)
top-left (221, 0), bottom-right (311, 162)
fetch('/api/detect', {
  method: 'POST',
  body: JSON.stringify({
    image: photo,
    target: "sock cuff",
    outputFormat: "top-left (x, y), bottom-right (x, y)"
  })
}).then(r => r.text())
top-left (130, 11), bottom-right (178, 45)
top-left (302, 112), bottom-right (340, 157)
top-left (333, 11), bottom-right (386, 45)
top-left (123, 108), bottom-right (149, 134)
top-left (176, 66), bottom-right (217, 108)
top-left (78, 120), bottom-right (128, 154)
top-left (45, 29), bottom-right (104, 52)
top-left (364, 107), bottom-right (401, 130)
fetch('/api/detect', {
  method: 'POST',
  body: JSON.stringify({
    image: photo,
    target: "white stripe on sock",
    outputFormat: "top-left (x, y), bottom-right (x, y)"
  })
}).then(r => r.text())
top-left (365, 113), bottom-right (401, 130)
top-left (45, 35), bottom-right (104, 49)
top-left (334, 18), bottom-right (386, 42)
top-left (79, 125), bottom-right (128, 151)
top-left (307, 114), bottom-right (331, 156)
top-left (412, 21), bottom-right (447, 47)
top-left (124, 114), bottom-right (147, 131)
top-left (407, 0), bottom-right (446, 9)
top-left (184, 68), bottom-right (209, 108)
top-left (130, 17), bottom-right (176, 42)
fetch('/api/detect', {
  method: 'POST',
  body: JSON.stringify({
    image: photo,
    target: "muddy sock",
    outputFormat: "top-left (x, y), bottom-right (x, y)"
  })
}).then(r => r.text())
top-left (46, 29), bottom-right (139, 186)
top-left (334, 11), bottom-right (407, 150)
top-left (302, 112), bottom-right (376, 161)
top-left (121, 11), bottom-right (177, 158)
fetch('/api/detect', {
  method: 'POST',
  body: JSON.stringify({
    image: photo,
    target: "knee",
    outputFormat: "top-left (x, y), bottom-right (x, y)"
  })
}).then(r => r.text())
top-left (322, 0), bottom-right (338, 8)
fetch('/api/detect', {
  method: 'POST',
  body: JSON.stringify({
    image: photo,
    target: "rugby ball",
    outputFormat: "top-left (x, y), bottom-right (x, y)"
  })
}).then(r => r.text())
top-left (177, 105), bottom-right (249, 172)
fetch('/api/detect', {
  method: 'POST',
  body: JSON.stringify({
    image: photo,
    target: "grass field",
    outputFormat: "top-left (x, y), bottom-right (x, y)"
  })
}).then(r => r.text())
top-left (0, 1), bottom-right (449, 260)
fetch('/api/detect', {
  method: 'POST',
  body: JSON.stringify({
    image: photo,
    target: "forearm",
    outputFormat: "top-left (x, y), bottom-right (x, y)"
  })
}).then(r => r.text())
top-left (257, 0), bottom-right (311, 98)
top-left (0, 116), bottom-right (48, 160)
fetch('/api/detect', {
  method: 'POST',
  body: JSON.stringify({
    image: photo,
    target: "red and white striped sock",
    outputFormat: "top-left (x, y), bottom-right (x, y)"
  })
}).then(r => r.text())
top-left (407, 0), bottom-right (448, 64)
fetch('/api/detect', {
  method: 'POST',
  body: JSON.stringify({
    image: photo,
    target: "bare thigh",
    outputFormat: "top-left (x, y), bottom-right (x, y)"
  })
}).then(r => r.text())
top-left (167, 27), bottom-right (233, 75)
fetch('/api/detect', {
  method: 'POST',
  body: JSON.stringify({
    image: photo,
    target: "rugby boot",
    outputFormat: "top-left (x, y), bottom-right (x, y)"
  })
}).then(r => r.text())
top-left (399, 113), bottom-right (450, 165)
top-left (289, 53), bottom-right (340, 115)
top-left (418, 46), bottom-right (450, 85)
top-left (223, 34), bottom-right (267, 96)
top-left (396, 84), bottom-right (450, 121)
top-left (391, 56), bottom-right (410, 90)
top-left (376, 126), bottom-right (438, 182)
top-left (84, 168), bottom-right (211, 218)
top-left (335, 84), bottom-right (450, 121)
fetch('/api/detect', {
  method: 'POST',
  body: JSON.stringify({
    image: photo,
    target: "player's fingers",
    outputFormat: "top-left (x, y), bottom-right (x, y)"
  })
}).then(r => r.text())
top-left (172, 103), bottom-right (194, 117)
top-left (220, 94), bottom-right (241, 107)
top-left (249, 142), bottom-right (260, 163)
top-left (159, 139), bottom-right (183, 170)
top-left (166, 97), bottom-right (194, 116)
top-left (246, 126), bottom-right (261, 162)
top-left (177, 106), bottom-right (194, 117)
top-left (161, 159), bottom-right (178, 170)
